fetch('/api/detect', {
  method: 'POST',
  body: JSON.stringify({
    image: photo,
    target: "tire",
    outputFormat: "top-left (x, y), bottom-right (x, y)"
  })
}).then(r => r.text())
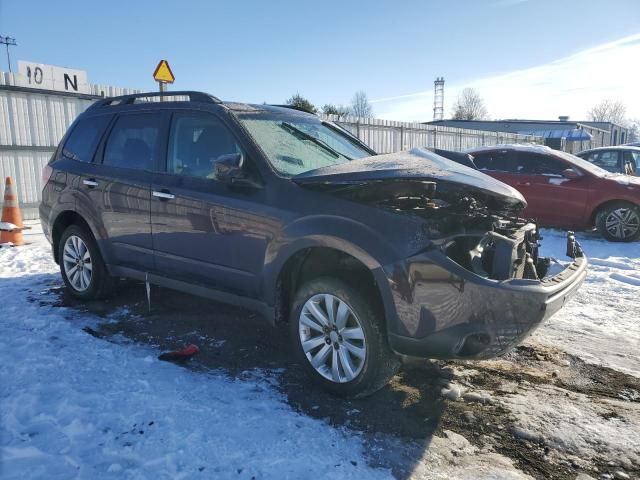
top-left (289, 276), bottom-right (400, 398)
top-left (58, 224), bottom-right (114, 300)
top-left (595, 201), bottom-right (640, 242)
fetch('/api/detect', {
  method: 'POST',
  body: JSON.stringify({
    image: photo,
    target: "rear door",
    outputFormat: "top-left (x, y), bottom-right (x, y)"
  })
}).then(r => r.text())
top-left (150, 110), bottom-right (269, 298)
top-left (88, 111), bottom-right (167, 271)
top-left (516, 152), bottom-right (589, 227)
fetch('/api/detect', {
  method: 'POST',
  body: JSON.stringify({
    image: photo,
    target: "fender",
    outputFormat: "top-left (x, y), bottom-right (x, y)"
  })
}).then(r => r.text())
top-left (262, 215), bottom-right (403, 328)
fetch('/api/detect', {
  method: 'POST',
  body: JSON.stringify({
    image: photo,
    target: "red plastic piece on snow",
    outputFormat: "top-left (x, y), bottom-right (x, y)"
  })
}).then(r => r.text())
top-left (158, 344), bottom-right (200, 362)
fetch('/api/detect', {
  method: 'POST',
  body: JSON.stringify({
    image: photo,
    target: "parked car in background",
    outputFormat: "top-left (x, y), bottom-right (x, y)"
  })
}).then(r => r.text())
top-left (576, 146), bottom-right (640, 176)
top-left (40, 92), bottom-right (587, 397)
top-left (466, 144), bottom-right (640, 242)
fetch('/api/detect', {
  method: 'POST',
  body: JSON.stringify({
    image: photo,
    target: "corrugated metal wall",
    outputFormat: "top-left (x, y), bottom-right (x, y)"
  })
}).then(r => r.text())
top-left (320, 114), bottom-right (542, 154)
top-left (1, 72), bottom-right (542, 220)
top-left (0, 71), bottom-right (140, 219)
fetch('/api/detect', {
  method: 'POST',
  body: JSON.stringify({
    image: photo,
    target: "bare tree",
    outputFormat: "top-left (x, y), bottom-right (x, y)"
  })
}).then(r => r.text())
top-left (451, 88), bottom-right (489, 120)
top-left (350, 91), bottom-right (374, 118)
top-left (587, 100), bottom-right (627, 125)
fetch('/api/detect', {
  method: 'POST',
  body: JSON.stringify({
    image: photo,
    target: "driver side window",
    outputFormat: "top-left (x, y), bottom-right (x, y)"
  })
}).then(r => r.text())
top-left (167, 113), bottom-right (242, 180)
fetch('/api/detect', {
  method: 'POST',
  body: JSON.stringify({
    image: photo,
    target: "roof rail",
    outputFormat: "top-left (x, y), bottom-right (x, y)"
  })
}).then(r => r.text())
top-left (88, 90), bottom-right (222, 109)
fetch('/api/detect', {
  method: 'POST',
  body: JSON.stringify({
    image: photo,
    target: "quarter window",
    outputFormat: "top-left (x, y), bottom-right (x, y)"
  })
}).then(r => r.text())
top-left (62, 115), bottom-right (111, 162)
top-left (103, 113), bottom-right (163, 171)
top-left (167, 114), bottom-right (242, 180)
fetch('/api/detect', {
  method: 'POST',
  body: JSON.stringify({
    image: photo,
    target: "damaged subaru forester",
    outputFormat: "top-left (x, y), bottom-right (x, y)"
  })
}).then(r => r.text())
top-left (40, 91), bottom-right (588, 397)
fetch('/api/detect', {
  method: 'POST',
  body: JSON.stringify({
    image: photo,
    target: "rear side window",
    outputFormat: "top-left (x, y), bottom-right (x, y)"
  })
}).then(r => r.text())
top-left (103, 113), bottom-right (163, 171)
top-left (62, 115), bottom-right (111, 162)
top-left (473, 151), bottom-right (517, 173)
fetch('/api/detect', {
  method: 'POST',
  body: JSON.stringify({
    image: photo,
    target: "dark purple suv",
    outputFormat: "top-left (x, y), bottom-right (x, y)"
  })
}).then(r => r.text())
top-left (40, 91), bottom-right (587, 397)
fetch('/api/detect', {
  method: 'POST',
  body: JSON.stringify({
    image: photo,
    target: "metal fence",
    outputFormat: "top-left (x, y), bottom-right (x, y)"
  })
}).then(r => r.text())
top-left (0, 75), bottom-right (542, 220)
top-left (320, 114), bottom-right (542, 154)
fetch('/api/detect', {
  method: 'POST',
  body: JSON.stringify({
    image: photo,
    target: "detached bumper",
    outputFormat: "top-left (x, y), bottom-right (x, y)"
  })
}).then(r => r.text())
top-left (384, 246), bottom-right (588, 360)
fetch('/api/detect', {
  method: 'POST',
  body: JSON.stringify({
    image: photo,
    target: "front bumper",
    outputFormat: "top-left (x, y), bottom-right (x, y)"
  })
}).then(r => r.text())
top-left (384, 237), bottom-right (588, 360)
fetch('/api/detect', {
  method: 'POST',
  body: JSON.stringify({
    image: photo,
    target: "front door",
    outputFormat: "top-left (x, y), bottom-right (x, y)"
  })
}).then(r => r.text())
top-left (515, 151), bottom-right (589, 228)
top-left (150, 111), bottom-right (270, 298)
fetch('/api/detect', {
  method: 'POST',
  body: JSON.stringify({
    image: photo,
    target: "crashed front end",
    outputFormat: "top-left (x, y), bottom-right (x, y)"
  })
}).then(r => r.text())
top-left (295, 148), bottom-right (588, 360)
top-left (385, 218), bottom-right (587, 360)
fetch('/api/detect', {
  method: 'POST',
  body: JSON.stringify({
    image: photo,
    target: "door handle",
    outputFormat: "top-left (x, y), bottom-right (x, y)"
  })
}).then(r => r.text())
top-left (516, 182), bottom-right (531, 186)
top-left (82, 178), bottom-right (98, 188)
top-left (153, 190), bottom-right (175, 200)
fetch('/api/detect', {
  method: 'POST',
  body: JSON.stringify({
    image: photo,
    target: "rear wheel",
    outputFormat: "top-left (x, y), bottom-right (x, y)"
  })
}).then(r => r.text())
top-left (58, 225), bottom-right (114, 299)
top-left (289, 277), bottom-right (400, 398)
top-left (596, 202), bottom-right (640, 242)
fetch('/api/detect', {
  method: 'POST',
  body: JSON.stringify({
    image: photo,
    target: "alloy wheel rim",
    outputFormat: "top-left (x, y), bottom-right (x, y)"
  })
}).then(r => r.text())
top-left (62, 235), bottom-right (92, 292)
top-left (298, 293), bottom-right (367, 383)
top-left (605, 208), bottom-right (640, 239)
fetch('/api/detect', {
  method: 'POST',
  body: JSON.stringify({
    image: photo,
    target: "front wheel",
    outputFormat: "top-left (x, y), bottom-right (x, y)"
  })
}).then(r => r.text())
top-left (596, 202), bottom-right (640, 242)
top-left (289, 277), bottom-right (400, 398)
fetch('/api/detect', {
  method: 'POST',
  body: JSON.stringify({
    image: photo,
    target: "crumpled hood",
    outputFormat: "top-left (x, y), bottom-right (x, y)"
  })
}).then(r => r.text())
top-left (293, 147), bottom-right (527, 211)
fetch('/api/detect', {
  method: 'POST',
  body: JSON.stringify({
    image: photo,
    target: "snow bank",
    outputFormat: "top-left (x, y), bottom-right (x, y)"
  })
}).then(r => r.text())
top-left (536, 229), bottom-right (640, 377)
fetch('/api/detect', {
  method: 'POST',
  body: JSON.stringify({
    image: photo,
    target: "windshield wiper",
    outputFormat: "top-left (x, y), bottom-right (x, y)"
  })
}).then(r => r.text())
top-left (279, 122), bottom-right (352, 160)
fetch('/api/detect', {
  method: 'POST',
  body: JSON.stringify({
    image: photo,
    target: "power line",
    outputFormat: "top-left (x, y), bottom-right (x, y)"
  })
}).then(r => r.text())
top-left (0, 36), bottom-right (17, 72)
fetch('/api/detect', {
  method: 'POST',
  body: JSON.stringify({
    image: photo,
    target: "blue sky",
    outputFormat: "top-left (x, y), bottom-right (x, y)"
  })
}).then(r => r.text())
top-left (1, 0), bottom-right (639, 121)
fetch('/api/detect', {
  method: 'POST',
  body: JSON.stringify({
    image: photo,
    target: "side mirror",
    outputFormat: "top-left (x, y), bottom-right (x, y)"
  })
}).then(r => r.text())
top-left (562, 168), bottom-right (581, 179)
top-left (214, 153), bottom-right (262, 189)
top-left (214, 153), bottom-right (244, 183)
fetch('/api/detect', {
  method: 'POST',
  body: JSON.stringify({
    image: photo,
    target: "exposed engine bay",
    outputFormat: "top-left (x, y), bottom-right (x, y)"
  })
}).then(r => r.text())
top-left (444, 219), bottom-right (550, 281)
top-left (293, 149), bottom-right (585, 282)
top-left (297, 178), bottom-right (585, 282)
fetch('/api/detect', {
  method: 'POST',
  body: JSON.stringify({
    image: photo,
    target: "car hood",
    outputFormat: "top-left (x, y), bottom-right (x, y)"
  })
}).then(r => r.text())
top-left (293, 147), bottom-right (527, 212)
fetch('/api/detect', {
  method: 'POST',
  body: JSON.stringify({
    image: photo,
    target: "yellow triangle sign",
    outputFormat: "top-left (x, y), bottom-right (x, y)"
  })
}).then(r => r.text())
top-left (153, 60), bottom-right (175, 83)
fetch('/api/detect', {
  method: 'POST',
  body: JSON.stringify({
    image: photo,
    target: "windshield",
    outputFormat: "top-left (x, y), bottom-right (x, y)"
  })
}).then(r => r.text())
top-left (237, 114), bottom-right (372, 176)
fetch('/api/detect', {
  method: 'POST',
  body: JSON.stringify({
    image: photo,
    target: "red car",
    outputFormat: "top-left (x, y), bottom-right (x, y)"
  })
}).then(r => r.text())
top-left (466, 145), bottom-right (640, 242)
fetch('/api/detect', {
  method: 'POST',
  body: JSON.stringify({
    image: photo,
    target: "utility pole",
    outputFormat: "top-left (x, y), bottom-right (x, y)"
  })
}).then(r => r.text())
top-left (0, 36), bottom-right (17, 72)
top-left (433, 77), bottom-right (445, 121)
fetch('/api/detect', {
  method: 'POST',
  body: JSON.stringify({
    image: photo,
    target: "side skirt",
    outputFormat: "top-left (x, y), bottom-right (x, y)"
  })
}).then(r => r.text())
top-left (108, 265), bottom-right (275, 325)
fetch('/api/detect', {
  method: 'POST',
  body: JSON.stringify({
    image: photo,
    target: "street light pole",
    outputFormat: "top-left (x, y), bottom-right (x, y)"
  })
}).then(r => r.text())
top-left (0, 36), bottom-right (17, 73)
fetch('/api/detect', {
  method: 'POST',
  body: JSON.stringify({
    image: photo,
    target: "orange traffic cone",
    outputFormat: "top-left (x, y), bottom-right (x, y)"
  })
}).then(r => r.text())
top-left (0, 177), bottom-right (24, 246)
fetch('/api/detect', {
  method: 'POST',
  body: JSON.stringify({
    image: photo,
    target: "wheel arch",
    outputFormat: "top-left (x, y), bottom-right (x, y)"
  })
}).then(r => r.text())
top-left (51, 210), bottom-right (102, 264)
top-left (589, 199), bottom-right (639, 226)
top-left (267, 240), bottom-right (397, 338)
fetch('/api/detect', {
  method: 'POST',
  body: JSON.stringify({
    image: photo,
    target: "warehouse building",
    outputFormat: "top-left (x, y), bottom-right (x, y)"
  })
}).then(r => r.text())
top-left (426, 117), bottom-right (630, 153)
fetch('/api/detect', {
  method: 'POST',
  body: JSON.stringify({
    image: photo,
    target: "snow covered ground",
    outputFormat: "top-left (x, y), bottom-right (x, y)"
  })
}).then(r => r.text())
top-left (1, 226), bottom-right (393, 479)
top-left (1, 222), bottom-right (638, 479)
